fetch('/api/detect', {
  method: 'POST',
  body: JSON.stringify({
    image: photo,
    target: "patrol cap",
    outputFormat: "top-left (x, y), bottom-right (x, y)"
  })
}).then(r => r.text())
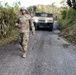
top-left (20, 7), bottom-right (28, 11)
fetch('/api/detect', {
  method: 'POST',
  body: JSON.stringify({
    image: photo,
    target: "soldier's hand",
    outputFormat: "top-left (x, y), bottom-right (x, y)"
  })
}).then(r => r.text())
top-left (17, 24), bottom-right (22, 29)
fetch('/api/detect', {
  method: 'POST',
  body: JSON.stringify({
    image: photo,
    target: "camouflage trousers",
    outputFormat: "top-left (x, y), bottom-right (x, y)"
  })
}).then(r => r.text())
top-left (19, 32), bottom-right (29, 53)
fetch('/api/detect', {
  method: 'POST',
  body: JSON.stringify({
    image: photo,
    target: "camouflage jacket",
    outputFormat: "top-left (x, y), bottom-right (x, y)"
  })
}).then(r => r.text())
top-left (15, 14), bottom-right (35, 33)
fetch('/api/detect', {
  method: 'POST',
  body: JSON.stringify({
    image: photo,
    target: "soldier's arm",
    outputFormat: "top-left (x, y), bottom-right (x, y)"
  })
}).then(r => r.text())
top-left (28, 15), bottom-right (35, 35)
top-left (31, 19), bottom-right (35, 35)
top-left (15, 17), bottom-right (19, 26)
top-left (15, 16), bottom-right (22, 29)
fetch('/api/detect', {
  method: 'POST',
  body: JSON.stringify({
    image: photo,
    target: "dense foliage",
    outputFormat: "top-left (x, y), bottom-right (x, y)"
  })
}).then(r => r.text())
top-left (58, 6), bottom-right (76, 45)
top-left (27, 4), bottom-right (60, 19)
top-left (0, 3), bottom-right (19, 39)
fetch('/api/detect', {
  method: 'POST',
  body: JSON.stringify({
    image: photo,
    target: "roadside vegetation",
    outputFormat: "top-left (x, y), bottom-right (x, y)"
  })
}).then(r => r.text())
top-left (58, 0), bottom-right (76, 45)
top-left (27, 3), bottom-right (60, 20)
top-left (0, 2), bottom-right (20, 46)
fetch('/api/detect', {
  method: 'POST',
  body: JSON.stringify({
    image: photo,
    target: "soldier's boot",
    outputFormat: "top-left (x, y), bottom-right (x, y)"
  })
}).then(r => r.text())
top-left (22, 44), bottom-right (28, 58)
top-left (22, 52), bottom-right (26, 58)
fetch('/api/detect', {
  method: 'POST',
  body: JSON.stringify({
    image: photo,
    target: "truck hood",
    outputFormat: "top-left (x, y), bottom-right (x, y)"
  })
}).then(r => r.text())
top-left (32, 17), bottom-right (53, 20)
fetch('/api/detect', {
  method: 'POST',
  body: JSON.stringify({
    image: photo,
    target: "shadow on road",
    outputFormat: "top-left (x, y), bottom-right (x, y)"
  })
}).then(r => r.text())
top-left (36, 28), bottom-right (53, 31)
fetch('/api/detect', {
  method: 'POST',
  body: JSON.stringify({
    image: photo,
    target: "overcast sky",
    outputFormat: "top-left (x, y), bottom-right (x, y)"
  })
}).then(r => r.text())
top-left (0, 0), bottom-right (64, 7)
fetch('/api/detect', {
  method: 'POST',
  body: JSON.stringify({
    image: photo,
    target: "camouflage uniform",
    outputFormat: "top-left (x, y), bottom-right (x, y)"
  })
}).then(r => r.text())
top-left (16, 13), bottom-right (35, 57)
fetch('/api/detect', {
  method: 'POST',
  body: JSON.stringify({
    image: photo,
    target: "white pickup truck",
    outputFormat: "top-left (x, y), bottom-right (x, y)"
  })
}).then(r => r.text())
top-left (32, 12), bottom-right (54, 31)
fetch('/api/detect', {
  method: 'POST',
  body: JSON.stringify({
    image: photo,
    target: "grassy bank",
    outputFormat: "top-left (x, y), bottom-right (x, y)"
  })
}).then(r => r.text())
top-left (58, 17), bottom-right (76, 45)
top-left (0, 30), bottom-right (18, 46)
top-left (0, 3), bottom-right (20, 46)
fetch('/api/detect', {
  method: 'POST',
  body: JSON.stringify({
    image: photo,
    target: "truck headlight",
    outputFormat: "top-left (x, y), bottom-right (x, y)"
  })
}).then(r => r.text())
top-left (35, 19), bottom-right (38, 22)
top-left (45, 20), bottom-right (48, 23)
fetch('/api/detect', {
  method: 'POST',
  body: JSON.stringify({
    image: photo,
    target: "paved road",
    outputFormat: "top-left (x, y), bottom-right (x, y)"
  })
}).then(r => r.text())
top-left (0, 30), bottom-right (76, 75)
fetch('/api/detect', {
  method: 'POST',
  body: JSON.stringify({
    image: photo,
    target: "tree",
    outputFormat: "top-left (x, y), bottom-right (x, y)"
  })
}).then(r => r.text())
top-left (67, 0), bottom-right (76, 9)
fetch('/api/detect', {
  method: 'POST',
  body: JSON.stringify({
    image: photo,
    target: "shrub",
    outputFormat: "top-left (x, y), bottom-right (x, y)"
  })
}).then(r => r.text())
top-left (0, 3), bottom-right (19, 39)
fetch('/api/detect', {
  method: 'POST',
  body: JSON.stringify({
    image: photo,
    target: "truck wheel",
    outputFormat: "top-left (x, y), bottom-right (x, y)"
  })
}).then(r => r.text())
top-left (49, 23), bottom-right (53, 31)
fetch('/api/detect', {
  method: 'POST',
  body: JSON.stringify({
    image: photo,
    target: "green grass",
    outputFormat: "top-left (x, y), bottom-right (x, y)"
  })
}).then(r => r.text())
top-left (58, 18), bottom-right (76, 45)
top-left (0, 30), bottom-right (18, 46)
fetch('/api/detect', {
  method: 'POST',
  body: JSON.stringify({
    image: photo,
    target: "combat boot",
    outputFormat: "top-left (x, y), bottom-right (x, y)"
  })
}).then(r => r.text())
top-left (22, 52), bottom-right (26, 58)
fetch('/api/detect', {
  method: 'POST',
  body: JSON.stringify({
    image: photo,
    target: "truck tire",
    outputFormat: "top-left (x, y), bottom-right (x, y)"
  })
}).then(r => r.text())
top-left (49, 23), bottom-right (53, 31)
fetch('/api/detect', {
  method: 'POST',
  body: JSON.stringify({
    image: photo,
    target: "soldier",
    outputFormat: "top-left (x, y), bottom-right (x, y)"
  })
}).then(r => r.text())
top-left (15, 7), bottom-right (35, 58)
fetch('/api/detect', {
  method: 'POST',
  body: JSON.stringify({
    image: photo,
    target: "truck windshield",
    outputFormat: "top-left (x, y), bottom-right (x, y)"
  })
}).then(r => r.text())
top-left (35, 13), bottom-right (53, 17)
